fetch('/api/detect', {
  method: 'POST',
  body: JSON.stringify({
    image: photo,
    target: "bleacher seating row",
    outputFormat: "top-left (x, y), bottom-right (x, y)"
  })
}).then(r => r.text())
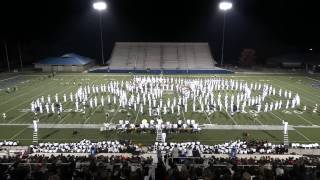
top-left (90, 68), bottom-right (233, 74)
top-left (108, 42), bottom-right (217, 70)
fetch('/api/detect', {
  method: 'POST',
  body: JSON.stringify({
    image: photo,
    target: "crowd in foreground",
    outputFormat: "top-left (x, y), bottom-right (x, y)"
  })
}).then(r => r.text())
top-left (0, 154), bottom-right (320, 180)
top-left (156, 156), bottom-right (320, 180)
top-left (0, 155), bottom-right (154, 180)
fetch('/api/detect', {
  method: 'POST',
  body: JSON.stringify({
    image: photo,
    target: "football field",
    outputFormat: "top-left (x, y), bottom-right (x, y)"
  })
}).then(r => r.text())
top-left (0, 73), bottom-right (320, 145)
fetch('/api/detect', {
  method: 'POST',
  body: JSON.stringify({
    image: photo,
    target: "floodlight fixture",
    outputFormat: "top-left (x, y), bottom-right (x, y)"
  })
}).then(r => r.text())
top-left (93, 1), bottom-right (107, 11)
top-left (219, 1), bottom-right (233, 11)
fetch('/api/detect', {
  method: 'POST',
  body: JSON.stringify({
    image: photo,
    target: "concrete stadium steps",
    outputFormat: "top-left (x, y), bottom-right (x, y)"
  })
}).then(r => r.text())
top-left (156, 128), bottom-right (163, 142)
top-left (32, 132), bottom-right (39, 144)
top-left (284, 133), bottom-right (289, 146)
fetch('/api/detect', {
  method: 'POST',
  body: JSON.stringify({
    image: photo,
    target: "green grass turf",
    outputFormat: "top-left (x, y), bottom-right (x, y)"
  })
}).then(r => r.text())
top-left (0, 73), bottom-right (320, 145)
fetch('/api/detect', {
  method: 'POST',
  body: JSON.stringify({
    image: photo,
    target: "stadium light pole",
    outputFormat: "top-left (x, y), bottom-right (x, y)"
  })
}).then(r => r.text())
top-left (219, 1), bottom-right (232, 66)
top-left (93, 1), bottom-right (107, 65)
top-left (3, 41), bottom-right (10, 72)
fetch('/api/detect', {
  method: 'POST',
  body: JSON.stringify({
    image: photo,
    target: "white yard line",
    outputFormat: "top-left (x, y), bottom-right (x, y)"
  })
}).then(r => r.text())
top-left (0, 124), bottom-right (30, 126)
top-left (9, 126), bottom-right (29, 140)
top-left (8, 113), bottom-right (29, 124)
top-left (210, 95), bottom-right (238, 125)
top-left (295, 114), bottom-right (314, 126)
top-left (134, 110), bottom-right (140, 124)
top-left (294, 129), bottom-right (312, 142)
top-left (269, 112), bottom-right (284, 123)
top-left (0, 75), bottom-right (20, 82)
top-left (222, 110), bottom-right (237, 125)
top-left (54, 113), bottom-right (72, 127)
top-left (108, 104), bottom-right (121, 124)
top-left (181, 107), bottom-right (186, 121)
top-left (83, 106), bottom-right (100, 124)
top-left (203, 111), bottom-right (213, 124)
top-left (253, 116), bottom-right (264, 125)
top-left (307, 77), bottom-right (320, 82)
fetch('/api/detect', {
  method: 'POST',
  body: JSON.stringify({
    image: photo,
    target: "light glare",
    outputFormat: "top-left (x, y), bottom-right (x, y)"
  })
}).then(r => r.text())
top-left (219, 1), bottom-right (233, 11)
top-left (93, 1), bottom-right (107, 11)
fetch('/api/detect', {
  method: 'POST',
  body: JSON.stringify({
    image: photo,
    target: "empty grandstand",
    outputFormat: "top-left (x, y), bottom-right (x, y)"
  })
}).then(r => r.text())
top-left (108, 42), bottom-right (217, 70)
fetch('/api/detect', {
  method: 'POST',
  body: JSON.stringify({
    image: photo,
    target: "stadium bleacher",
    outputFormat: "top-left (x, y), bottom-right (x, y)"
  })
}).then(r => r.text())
top-left (109, 42), bottom-right (216, 70)
top-left (90, 42), bottom-right (233, 74)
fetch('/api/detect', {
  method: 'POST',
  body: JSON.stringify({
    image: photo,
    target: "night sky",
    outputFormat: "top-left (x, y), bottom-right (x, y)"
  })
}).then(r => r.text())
top-left (0, 0), bottom-right (319, 68)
